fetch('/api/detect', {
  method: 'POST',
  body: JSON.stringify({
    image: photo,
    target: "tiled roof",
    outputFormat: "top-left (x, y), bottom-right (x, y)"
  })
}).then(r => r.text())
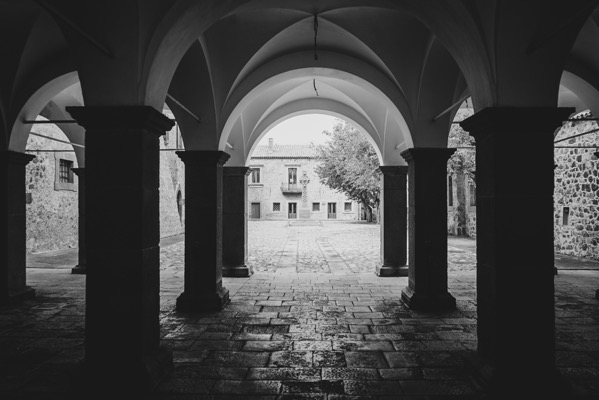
top-left (251, 144), bottom-right (318, 159)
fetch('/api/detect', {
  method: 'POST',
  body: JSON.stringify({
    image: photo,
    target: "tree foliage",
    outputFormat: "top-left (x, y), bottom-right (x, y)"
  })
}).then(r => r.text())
top-left (447, 108), bottom-right (476, 179)
top-left (314, 120), bottom-right (380, 222)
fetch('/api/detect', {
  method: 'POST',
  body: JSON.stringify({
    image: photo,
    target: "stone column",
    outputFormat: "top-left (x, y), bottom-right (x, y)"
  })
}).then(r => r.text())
top-left (400, 148), bottom-right (456, 311)
top-left (71, 168), bottom-right (86, 274)
top-left (0, 151), bottom-right (35, 306)
top-left (376, 165), bottom-right (408, 277)
top-left (223, 167), bottom-right (253, 277)
top-left (66, 106), bottom-right (173, 391)
top-left (176, 150), bottom-right (230, 311)
top-left (460, 107), bottom-right (573, 394)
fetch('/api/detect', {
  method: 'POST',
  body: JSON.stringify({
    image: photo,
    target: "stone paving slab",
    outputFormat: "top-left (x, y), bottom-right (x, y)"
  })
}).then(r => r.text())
top-left (3, 221), bottom-right (599, 398)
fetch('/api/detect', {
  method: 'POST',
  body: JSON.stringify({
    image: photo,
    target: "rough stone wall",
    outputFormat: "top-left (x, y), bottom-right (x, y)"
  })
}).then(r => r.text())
top-left (25, 111), bottom-right (185, 253)
top-left (248, 156), bottom-right (359, 220)
top-left (25, 124), bottom-right (79, 253)
top-left (159, 110), bottom-right (185, 238)
top-left (554, 111), bottom-right (599, 259)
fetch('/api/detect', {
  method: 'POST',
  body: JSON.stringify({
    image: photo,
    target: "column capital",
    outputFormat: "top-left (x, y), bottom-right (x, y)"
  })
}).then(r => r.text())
top-left (223, 166), bottom-right (251, 177)
top-left (2, 151), bottom-right (35, 166)
top-left (459, 107), bottom-right (574, 139)
top-left (400, 148), bottom-right (455, 163)
top-left (176, 150), bottom-right (230, 166)
top-left (66, 106), bottom-right (174, 136)
top-left (377, 165), bottom-right (408, 176)
top-left (71, 167), bottom-right (85, 178)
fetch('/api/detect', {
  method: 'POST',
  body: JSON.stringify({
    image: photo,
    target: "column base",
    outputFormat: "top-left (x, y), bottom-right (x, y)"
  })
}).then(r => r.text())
top-left (401, 286), bottom-right (456, 311)
top-left (375, 264), bottom-right (408, 277)
top-left (73, 345), bottom-right (173, 393)
top-left (222, 264), bottom-right (254, 277)
top-left (176, 286), bottom-right (230, 312)
top-left (2, 286), bottom-right (35, 306)
top-left (71, 265), bottom-right (87, 275)
top-left (464, 352), bottom-right (571, 398)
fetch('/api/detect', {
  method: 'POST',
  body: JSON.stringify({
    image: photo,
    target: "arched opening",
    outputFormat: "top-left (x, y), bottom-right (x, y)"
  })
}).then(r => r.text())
top-left (245, 114), bottom-right (381, 274)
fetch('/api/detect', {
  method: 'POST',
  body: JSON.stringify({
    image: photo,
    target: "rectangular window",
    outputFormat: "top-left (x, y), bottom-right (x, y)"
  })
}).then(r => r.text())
top-left (448, 176), bottom-right (453, 207)
top-left (273, 202), bottom-right (280, 212)
top-left (59, 159), bottom-right (74, 183)
top-left (469, 183), bottom-right (476, 207)
top-left (288, 168), bottom-right (297, 184)
top-left (312, 202), bottom-right (320, 212)
top-left (250, 168), bottom-right (261, 183)
top-left (344, 202), bottom-right (352, 211)
top-left (563, 207), bottom-right (570, 226)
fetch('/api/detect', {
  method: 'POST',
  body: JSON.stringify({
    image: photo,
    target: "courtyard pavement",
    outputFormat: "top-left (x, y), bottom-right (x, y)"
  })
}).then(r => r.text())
top-left (2, 220), bottom-right (598, 399)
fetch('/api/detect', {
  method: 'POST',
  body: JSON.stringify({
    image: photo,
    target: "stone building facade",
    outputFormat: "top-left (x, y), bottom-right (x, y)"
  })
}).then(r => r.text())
top-left (25, 123), bottom-right (79, 253)
top-left (446, 108), bottom-right (599, 260)
top-left (25, 112), bottom-right (185, 254)
top-left (554, 111), bottom-right (599, 260)
top-left (248, 139), bottom-right (359, 221)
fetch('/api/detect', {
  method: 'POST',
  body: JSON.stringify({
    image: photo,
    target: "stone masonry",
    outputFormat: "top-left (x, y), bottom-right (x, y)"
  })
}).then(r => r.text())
top-left (24, 110), bottom-right (185, 254)
top-left (554, 110), bottom-right (599, 260)
top-left (248, 139), bottom-right (359, 221)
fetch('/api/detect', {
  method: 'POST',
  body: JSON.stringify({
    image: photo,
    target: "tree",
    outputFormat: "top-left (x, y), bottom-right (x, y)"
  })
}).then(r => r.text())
top-left (315, 120), bottom-right (380, 222)
top-left (447, 108), bottom-right (476, 235)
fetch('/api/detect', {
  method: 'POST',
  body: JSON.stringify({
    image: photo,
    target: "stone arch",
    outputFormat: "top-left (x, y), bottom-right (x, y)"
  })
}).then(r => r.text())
top-left (220, 67), bottom-right (413, 167)
top-left (559, 70), bottom-right (599, 116)
top-left (245, 101), bottom-right (383, 165)
top-left (9, 73), bottom-right (85, 167)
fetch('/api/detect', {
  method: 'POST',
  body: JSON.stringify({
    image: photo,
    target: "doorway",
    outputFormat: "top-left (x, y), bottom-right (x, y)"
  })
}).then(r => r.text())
top-left (327, 202), bottom-right (337, 219)
top-left (288, 202), bottom-right (297, 219)
top-left (250, 202), bottom-right (261, 219)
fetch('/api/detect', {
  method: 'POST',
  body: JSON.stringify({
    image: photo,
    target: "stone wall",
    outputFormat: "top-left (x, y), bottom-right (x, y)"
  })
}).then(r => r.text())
top-left (25, 111), bottom-right (185, 254)
top-left (25, 124), bottom-right (79, 253)
top-left (248, 155), bottom-right (359, 221)
top-left (554, 111), bottom-right (599, 260)
top-left (159, 110), bottom-right (185, 238)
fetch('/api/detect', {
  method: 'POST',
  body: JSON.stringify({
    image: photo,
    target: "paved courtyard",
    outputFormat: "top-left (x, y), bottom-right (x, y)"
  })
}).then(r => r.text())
top-left (1, 221), bottom-right (598, 398)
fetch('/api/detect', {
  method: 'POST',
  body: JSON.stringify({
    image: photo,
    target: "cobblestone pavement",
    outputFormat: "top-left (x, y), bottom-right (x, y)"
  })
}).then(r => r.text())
top-left (247, 220), bottom-right (476, 274)
top-left (1, 222), bottom-right (598, 398)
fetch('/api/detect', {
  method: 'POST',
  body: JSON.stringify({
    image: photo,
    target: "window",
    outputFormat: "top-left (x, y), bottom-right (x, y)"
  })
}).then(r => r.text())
top-left (563, 207), bottom-right (570, 226)
top-left (54, 153), bottom-right (76, 191)
top-left (59, 159), bottom-right (74, 183)
top-left (469, 183), bottom-right (476, 207)
top-left (288, 168), bottom-right (297, 184)
top-left (250, 168), bottom-right (261, 184)
top-left (312, 202), bottom-right (320, 212)
top-left (344, 202), bottom-right (352, 212)
top-left (273, 202), bottom-right (281, 212)
top-left (448, 176), bottom-right (453, 207)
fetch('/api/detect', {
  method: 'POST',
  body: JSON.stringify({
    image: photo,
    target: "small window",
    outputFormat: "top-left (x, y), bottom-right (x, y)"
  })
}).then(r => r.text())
top-left (273, 202), bottom-right (280, 212)
top-left (59, 159), bottom-right (74, 183)
top-left (563, 207), bottom-right (570, 226)
top-left (344, 202), bottom-right (352, 212)
top-left (448, 176), bottom-right (453, 207)
top-left (250, 168), bottom-right (261, 184)
top-left (312, 202), bottom-right (320, 212)
top-left (469, 183), bottom-right (476, 207)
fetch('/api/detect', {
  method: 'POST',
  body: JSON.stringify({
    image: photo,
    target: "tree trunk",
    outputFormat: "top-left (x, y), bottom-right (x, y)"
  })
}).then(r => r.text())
top-left (455, 170), bottom-right (467, 236)
top-left (362, 200), bottom-right (373, 222)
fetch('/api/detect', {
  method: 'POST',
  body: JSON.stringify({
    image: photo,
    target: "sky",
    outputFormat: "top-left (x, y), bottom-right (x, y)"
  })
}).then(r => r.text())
top-left (257, 114), bottom-right (338, 146)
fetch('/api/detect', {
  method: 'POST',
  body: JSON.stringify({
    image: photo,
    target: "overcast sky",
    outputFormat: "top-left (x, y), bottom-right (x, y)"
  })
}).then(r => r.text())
top-left (258, 114), bottom-right (338, 146)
